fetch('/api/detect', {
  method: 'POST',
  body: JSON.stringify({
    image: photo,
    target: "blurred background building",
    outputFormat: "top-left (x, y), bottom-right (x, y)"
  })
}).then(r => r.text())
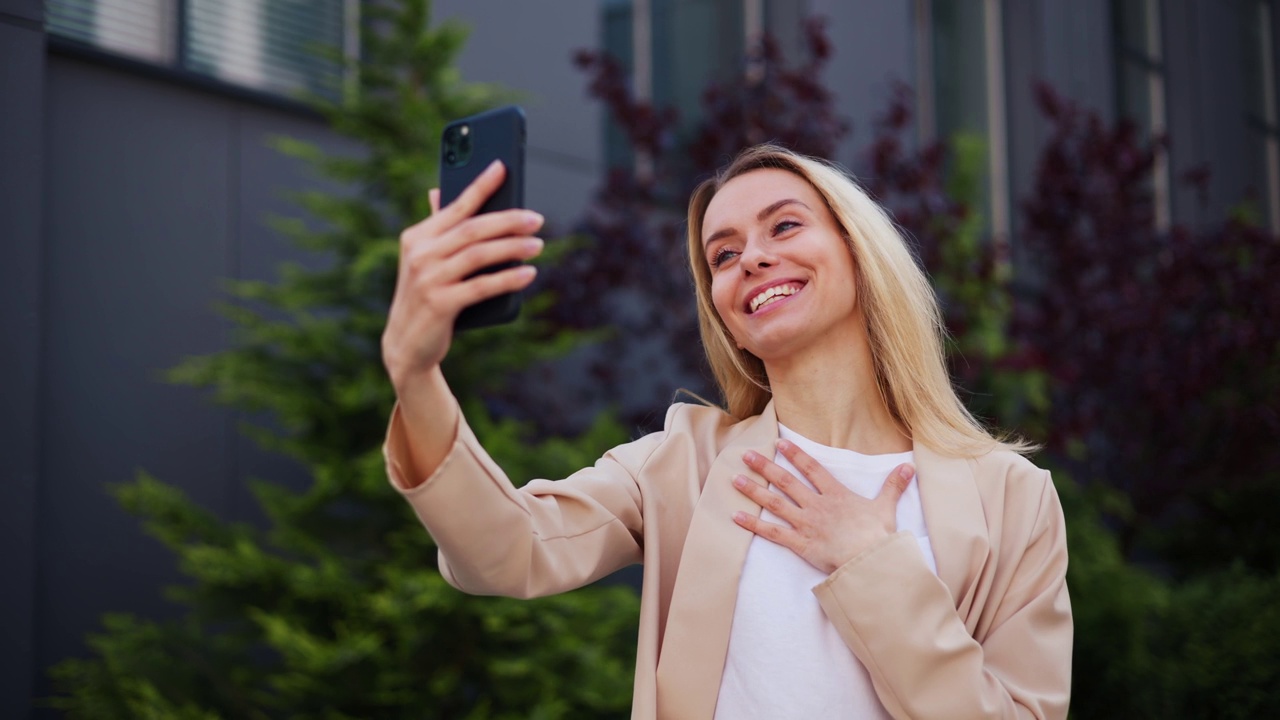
top-left (1, 0), bottom-right (1274, 716)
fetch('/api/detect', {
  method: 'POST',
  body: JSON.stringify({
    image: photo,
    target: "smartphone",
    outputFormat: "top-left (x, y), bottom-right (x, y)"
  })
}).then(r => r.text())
top-left (439, 105), bottom-right (528, 331)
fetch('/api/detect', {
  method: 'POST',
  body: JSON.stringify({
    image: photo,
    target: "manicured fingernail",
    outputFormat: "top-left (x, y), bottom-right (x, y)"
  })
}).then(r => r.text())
top-left (732, 475), bottom-right (746, 488)
top-left (516, 265), bottom-right (537, 279)
top-left (743, 450), bottom-right (758, 463)
top-left (486, 159), bottom-right (503, 174)
top-left (900, 465), bottom-right (915, 479)
top-left (733, 512), bottom-right (747, 523)
top-left (525, 211), bottom-right (545, 228)
top-left (523, 238), bottom-right (544, 252)
top-left (776, 439), bottom-right (792, 452)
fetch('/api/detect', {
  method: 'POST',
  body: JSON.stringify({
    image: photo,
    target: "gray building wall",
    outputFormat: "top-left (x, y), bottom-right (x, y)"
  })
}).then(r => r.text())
top-left (812, 0), bottom-right (918, 167)
top-left (435, 0), bottom-right (604, 228)
top-left (34, 55), bottom-right (364, 713)
top-left (2, 1), bottom-right (1272, 718)
top-left (1, 4), bottom-right (604, 717)
top-left (1163, 0), bottom-right (1276, 228)
top-left (1003, 0), bottom-right (1117, 237)
top-left (0, 1), bottom-right (47, 716)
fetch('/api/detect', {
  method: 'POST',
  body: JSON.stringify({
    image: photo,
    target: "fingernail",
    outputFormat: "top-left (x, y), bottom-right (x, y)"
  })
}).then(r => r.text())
top-left (516, 265), bottom-right (537, 279)
top-left (743, 450), bottom-right (758, 463)
top-left (525, 211), bottom-right (545, 228)
top-left (486, 159), bottom-right (503, 174)
top-left (524, 237), bottom-right (544, 252)
top-left (776, 439), bottom-right (791, 452)
top-left (733, 512), bottom-right (747, 523)
top-left (732, 475), bottom-right (746, 488)
top-left (900, 465), bottom-right (915, 479)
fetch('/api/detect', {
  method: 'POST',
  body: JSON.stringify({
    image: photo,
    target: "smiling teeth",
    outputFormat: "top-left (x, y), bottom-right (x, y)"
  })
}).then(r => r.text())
top-left (750, 284), bottom-right (800, 313)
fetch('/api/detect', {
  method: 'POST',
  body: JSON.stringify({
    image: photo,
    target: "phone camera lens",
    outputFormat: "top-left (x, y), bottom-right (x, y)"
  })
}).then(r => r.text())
top-left (445, 151), bottom-right (457, 164)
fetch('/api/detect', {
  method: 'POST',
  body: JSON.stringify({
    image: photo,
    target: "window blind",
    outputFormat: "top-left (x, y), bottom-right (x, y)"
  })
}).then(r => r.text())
top-left (46, 0), bottom-right (350, 100)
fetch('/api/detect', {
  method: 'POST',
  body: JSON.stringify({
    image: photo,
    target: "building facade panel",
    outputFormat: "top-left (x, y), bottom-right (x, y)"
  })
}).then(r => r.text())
top-left (436, 0), bottom-right (604, 225)
top-left (809, 0), bottom-right (916, 167)
top-left (0, 14), bottom-right (46, 720)
top-left (0, 0), bottom-right (42, 22)
top-left (36, 56), bottom-right (238, 689)
top-left (5, 3), bottom-right (1274, 718)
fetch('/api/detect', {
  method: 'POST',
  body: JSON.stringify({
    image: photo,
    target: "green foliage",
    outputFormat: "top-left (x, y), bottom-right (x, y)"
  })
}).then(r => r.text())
top-left (928, 131), bottom-right (1280, 719)
top-left (1059, 477), bottom-right (1280, 719)
top-left (1148, 566), bottom-right (1280, 718)
top-left (47, 1), bottom-right (638, 717)
top-left (927, 131), bottom-right (1049, 437)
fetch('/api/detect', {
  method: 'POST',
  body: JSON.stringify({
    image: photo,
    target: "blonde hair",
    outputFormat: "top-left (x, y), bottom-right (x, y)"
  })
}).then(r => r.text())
top-left (686, 144), bottom-right (1034, 458)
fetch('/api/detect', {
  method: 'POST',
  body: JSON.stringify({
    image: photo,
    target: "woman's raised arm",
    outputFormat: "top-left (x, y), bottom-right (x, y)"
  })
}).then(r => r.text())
top-left (381, 161), bottom-right (545, 486)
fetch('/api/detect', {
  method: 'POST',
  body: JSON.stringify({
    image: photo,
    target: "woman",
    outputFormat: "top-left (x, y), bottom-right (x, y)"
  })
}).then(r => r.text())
top-left (381, 145), bottom-right (1072, 719)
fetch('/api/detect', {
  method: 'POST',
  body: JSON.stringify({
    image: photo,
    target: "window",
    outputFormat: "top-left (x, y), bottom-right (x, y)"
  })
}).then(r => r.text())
top-left (1112, 0), bottom-right (1170, 230)
top-left (602, 0), bottom-right (637, 172)
top-left (46, 0), bottom-right (357, 101)
top-left (1242, 0), bottom-right (1280, 230)
top-left (916, 0), bottom-right (1011, 239)
top-left (602, 0), bottom-right (749, 178)
top-left (650, 0), bottom-right (744, 137)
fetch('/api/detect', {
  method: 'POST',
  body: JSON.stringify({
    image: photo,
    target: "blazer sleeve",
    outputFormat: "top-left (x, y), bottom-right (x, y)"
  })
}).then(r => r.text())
top-left (383, 399), bottom-right (671, 599)
top-left (812, 469), bottom-right (1072, 720)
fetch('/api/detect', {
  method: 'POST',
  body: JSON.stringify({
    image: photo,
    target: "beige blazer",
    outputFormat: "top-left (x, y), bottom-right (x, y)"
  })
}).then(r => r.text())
top-left (385, 399), bottom-right (1072, 720)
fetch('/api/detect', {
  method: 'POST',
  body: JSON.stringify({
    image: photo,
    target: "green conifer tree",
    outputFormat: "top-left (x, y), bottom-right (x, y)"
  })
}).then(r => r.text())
top-left (48, 2), bottom-right (639, 717)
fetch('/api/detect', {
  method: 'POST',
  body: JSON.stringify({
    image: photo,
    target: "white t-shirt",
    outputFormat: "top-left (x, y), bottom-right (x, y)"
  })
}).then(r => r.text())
top-left (713, 425), bottom-right (937, 719)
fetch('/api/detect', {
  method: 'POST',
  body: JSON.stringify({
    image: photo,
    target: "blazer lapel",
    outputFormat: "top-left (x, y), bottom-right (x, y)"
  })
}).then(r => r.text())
top-left (913, 442), bottom-right (989, 623)
top-left (655, 401), bottom-right (780, 720)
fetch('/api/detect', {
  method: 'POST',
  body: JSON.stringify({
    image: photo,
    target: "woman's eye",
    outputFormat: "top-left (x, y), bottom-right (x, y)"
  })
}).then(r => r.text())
top-left (711, 248), bottom-right (739, 267)
top-left (773, 219), bottom-right (801, 235)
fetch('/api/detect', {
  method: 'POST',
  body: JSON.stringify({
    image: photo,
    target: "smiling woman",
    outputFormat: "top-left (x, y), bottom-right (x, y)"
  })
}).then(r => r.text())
top-left (381, 144), bottom-right (1073, 719)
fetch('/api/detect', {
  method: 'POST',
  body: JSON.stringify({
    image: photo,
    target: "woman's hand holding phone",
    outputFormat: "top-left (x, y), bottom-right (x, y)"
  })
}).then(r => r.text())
top-left (382, 160), bottom-right (545, 395)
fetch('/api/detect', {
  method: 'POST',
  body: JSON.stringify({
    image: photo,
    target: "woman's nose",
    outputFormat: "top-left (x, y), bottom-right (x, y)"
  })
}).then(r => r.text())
top-left (739, 238), bottom-right (777, 271)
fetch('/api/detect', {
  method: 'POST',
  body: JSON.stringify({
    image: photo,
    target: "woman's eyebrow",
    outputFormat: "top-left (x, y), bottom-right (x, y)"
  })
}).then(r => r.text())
top-left (702, 198), bottom-right (812, 247)
top-left (756, 198), bottom-right (809, 221)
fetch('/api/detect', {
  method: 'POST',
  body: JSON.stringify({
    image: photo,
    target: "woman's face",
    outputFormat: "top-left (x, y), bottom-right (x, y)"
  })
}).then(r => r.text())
top-left (701, 168), bottom-right (861, 363)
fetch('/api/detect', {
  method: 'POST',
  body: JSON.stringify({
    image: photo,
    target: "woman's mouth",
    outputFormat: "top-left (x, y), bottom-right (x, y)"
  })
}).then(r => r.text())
top-left (747, 282), bottom-right (805, 314)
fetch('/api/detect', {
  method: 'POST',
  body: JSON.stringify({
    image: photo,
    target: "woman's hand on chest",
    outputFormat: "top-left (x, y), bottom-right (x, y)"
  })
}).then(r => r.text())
top-left (730, 440), bottom-right (916, 575)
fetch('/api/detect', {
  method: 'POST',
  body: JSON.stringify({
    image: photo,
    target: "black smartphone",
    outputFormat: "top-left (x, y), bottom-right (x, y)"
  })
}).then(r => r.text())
top-left (439, 105), bottom-right (528, 331)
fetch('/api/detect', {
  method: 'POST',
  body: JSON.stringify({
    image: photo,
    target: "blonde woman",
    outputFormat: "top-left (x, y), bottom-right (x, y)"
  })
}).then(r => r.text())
top-left (381, 145), bottom-right (1072, 719)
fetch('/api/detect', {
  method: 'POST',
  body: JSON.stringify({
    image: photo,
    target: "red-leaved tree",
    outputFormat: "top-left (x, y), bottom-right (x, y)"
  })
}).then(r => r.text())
top-left (1010, 83), bottom-right (1280, 568)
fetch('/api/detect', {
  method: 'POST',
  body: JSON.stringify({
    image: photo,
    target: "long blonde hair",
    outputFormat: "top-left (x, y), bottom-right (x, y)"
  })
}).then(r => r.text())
top-left (686, 144), bottom-right (1033, 458)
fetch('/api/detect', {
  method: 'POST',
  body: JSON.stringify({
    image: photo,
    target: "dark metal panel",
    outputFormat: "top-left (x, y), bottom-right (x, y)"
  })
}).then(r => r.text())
top-left (0, 19), bottom-right (45, 720)
top-left (1002, 0), bottom-right (1046, 237)
top-left (1038, 0), bottom-right (1114, 115)
top-left (435, 0), bottom-right (602, 225)
top-left (1004, 0), bottom-right (1114, 241)
top-left (226, 105), bottom-right (364, 526)
top-left (32, 52), bottom-right (364, 714)
top-left (0, 0), bottom-right (42, 24)
top-left (1168, 0), bottom-right (1253, 228)
top-left (37, 54), bottom-right (235, 695)
top-left (807, 0), bottom-right (916, 167)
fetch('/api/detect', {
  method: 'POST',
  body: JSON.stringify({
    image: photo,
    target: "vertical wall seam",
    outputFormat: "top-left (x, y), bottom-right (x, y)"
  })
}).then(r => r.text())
top-left (226, 105), bottom-right (241, 520)
top-left (29, 26), bottom-right (52, 720)
top-left (985, 0), bottom-right (1011, 240)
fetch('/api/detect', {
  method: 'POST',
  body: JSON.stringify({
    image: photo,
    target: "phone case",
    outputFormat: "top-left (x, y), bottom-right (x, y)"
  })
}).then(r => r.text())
top-left (439, 105), bottom-right (527, 331)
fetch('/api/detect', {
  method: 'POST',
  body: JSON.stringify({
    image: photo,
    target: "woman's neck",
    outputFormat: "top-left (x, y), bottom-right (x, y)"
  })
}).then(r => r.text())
top-left (764, 325), bottom-right (911, 455)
